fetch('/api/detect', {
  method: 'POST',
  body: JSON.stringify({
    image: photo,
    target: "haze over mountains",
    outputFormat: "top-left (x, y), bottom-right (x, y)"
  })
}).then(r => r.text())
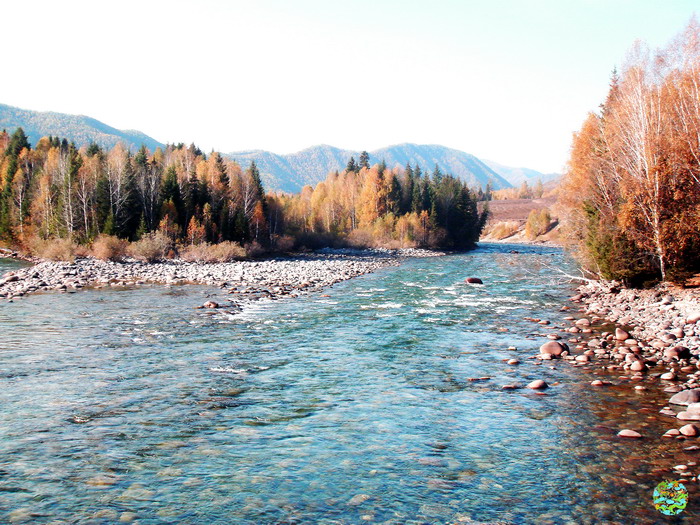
top-left (0, 103), bottom-right (163, 153)
top-left (226, 144), bottom-right (517, 193)
top-left (0, 102), bottom-right (558, 193)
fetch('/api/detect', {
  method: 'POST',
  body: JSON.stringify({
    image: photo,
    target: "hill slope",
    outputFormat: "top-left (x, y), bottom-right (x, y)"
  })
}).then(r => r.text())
top-left (227, 143), bottom-right (513, 193)
top-left (482, 159), bottom-right (560, 185)
top-left (0, 103), bottom-right (164, 152)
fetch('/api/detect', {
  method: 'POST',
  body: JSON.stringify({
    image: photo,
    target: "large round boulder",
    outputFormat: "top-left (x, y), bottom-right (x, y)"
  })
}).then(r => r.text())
top-left (539, 341), bottom-right (568, 357)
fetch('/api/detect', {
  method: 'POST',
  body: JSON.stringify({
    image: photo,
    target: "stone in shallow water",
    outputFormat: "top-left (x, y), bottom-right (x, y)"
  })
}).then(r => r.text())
top-left (680, 424), bottom-right (700, 437)
top-left (629, 360), bottom-right (646, 372)
top-left (527, 379), bottom-right (548, 390)
top-left (663, 429), bottom-right (681, 438)
top-left (617, 429), bottom-right (642, 438)
top-left (670, 388), bottom-right (700, 406)
top-left (348, 494), bottom-right (371, 506)
top-left (677, 411), bottom-right (700, 421)
top-left (539, 341), bottom-right (567, 357)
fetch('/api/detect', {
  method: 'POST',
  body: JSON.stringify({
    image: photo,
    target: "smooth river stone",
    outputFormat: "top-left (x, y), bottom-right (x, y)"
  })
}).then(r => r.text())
top-left (670, 388), bottom-right (700, 406)
top-left (539, 341), bottom-right (568, 357)
top-left (527, 379), bottom-right (548, 390)
top-left (629, 360), bottom-right (646, 372)
top-left (615, 327), bottom-right (630, 340)
top-left (677, 411), bottom-right (700, 421)
top-left (617, 429), bottom-right (642, 438)
top-left (680, 424), bottom-right (700, 437)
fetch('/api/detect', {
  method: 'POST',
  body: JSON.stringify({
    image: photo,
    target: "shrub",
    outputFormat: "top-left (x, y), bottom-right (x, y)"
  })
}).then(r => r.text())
top-left (180, 242), bottom-right (246, 263)
top-left (27, 237), bottom-right (79, 261)
top-left (128, 232), bottom-right (173, 262)
top-left (271, 234), bottom-right (295, 253)
top-left (525, 209), bottom-right (553, 240)
top-left (485, 221), bottom-right (520, 240)
top-left (92, 234), bottom-right (128, 261)
top-left (244, 241), bottom-right (267, 258)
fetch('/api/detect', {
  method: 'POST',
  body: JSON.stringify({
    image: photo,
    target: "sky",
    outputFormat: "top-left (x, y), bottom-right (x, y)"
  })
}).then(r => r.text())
top-left (1, 0), bottom-right (698, 174)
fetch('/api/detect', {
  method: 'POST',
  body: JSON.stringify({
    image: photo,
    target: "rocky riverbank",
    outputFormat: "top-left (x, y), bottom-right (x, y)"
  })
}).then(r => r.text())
top-left (0, 248), bottom-right (441, 308)
top-left (531, 280), bottom-right (700, 481)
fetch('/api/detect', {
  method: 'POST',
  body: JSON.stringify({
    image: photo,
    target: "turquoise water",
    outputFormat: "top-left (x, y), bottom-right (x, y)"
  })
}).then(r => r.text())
top-left (0, 246), bottom-right (696, 524)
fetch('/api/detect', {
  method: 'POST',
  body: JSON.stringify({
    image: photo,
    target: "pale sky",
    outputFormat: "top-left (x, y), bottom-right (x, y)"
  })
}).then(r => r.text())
top-left (2, 0), bottom-right (697, 173)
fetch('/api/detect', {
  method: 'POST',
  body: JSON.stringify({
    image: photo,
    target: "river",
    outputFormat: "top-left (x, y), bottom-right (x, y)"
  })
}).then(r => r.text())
top-left (0, 244), bottom-right (695, 523)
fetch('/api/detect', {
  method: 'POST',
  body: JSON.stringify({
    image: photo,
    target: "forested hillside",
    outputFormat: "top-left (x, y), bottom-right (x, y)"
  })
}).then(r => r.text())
top-left (0, 103), bottom-right (164, 153)
top-left (0, 131), bottom-right (487, 259)
top-left (560, 20), bottom-right (700, 284)
top-left (228, 143), bottom-right (512, 193)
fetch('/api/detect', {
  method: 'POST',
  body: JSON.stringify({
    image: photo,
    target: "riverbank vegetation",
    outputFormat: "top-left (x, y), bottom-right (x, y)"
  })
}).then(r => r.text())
top-left (560, 19), bottom-right (700, 285)
top-left (0, 132), bottom-right (487, 260)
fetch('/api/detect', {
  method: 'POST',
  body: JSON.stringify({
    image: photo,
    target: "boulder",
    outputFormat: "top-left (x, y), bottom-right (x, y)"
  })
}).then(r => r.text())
top-left (670, 388), bottom-right (700, 406)
top-left (465, 277), bottom-right (483, 284)
top-left (202, 301), bottom-right (220, 309)
top-left (527, 379), bottom-right (548, 390)
top-left (539, 341), bottom-right (568, 357)
top-left (687, 312), bottom-right (700, 325)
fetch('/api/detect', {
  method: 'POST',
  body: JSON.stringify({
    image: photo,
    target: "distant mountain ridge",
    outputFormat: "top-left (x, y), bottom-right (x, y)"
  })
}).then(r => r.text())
top-left (0, 102), bottom-right (557, 193)
top-left (226, 143), bottom-right (518, 193)
top-left (482, 159), bottom-right (560, 185)
top-left (0, 103), bottom-right (164, 152)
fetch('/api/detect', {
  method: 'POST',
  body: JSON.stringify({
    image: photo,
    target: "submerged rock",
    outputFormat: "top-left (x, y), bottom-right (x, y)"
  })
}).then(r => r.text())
top-left (465, 277), bottom-right (483, 284)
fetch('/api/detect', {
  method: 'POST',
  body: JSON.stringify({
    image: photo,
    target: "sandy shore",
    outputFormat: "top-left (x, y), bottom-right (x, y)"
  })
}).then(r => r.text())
top-left (0, 248), bottom-right (441, 308)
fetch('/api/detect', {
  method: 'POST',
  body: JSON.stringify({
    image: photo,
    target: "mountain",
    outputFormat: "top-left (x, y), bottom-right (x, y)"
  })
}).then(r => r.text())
top-left (482, 159), bottom-right (560, 186)
top-left (0, 103), bottom-right (164, 152)
top-left (227, 143), bottom-right (513, 193)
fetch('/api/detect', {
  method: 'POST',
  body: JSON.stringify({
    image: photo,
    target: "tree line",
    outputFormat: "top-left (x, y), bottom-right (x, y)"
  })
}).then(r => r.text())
top-left (561, 19), bottom-right (700, 285)
top-left (0, 132), bottom-right (487, 256)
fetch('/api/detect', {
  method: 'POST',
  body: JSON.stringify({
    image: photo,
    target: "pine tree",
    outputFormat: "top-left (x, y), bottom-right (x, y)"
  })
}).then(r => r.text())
top-left (359, 151), bottom-right (370, 169)
top-left (346, 157), bottom-right (358, 173)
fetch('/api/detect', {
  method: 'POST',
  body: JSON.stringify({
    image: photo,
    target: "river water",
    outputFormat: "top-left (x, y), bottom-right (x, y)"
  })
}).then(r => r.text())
top-left (0, 244), bottom-right (697, 524)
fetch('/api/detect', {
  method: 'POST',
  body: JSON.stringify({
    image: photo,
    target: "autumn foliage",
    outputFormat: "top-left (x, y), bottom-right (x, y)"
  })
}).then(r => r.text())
top-left (269, 162), bottom-right (487, 250)
top-left (0, 137), bottom-right (487, 257)
top-left (560, 19), bottom-right (700, 285)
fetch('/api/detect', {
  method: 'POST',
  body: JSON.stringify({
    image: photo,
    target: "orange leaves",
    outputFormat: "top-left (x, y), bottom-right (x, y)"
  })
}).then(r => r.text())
top-left (561, 18), bottom-right (700, 282)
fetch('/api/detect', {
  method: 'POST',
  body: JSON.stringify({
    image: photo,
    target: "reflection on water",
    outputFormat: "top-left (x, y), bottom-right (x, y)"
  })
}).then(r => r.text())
top-left (0, 246), bottom-right (696, 523)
